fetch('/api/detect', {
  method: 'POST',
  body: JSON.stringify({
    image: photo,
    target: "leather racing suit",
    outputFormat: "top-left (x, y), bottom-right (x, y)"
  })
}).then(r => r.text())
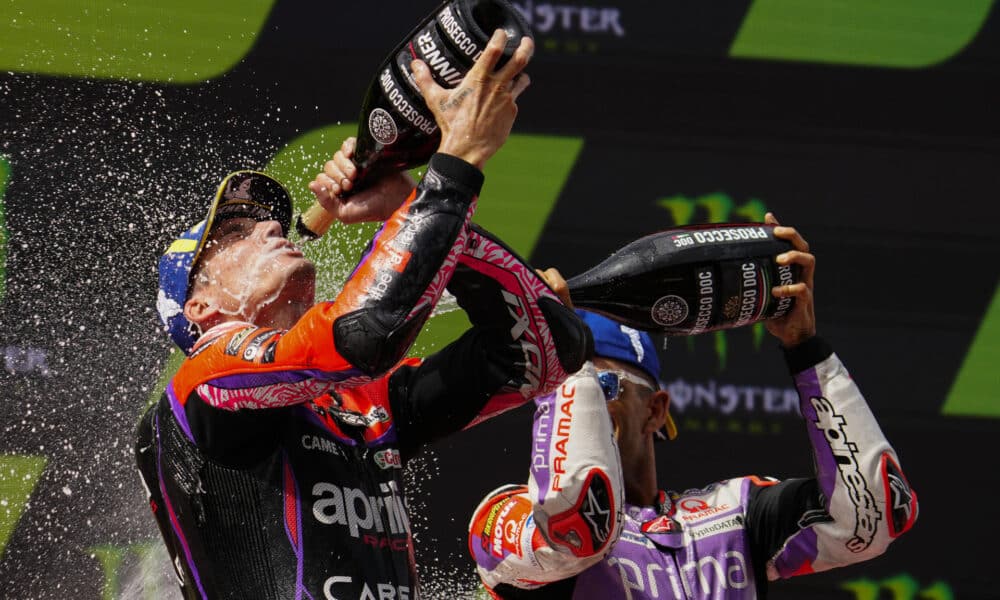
top-left (469, 337), bottom-right (918, 599)
top-left (135, 154), bottom-right (589, 599)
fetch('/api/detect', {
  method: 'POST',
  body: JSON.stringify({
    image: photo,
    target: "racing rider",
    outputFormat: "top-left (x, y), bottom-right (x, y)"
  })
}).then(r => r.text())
top-left (468, 216), bottom-right (918, 598)
top-left (136, 31), bottom-right (589, 599)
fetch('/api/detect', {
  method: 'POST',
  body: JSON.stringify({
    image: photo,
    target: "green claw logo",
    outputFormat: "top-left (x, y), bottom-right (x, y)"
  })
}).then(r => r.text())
top-left (842, 574), bottom-right (954, 600)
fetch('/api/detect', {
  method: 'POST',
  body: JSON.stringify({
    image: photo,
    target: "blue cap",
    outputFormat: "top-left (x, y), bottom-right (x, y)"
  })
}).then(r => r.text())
top-left (575, 309), bottom-right (677, 440)
top-left (156, 170), bottom-right (293, 354)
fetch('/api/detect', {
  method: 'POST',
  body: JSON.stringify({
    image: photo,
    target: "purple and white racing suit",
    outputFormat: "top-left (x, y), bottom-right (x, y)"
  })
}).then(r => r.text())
top-left (469, 337), bottom-right (918, 599)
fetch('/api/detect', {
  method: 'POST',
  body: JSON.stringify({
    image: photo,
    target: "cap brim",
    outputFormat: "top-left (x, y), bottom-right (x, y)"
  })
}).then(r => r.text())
top-left (192, 170), bottom-right (294, 268)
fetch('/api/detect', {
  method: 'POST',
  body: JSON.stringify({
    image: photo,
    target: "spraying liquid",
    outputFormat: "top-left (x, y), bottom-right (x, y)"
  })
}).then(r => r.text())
top-left (0, 72), bottom-right (482, 598)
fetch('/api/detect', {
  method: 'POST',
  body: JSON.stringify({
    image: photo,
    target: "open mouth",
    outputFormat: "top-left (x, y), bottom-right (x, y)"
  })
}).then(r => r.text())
top-left (269, 239), bottom-right (303, 256)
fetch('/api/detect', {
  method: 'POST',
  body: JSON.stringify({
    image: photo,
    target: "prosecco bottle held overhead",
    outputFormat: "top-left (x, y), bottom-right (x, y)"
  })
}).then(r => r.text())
top-left (567, 223), bottom-right (802, 336)
top-left (295, 0), bottom-right (533, 240)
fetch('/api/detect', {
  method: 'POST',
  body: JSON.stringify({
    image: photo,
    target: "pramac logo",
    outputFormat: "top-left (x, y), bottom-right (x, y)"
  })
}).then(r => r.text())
top-left (677, 498), bottom-right (731, 522)
top-left (679, 498), bottom-right (709, 512)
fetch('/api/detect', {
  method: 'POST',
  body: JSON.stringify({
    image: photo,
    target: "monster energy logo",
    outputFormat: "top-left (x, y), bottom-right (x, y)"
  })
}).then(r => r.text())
top-left (841, 574), bottom-right (954, 600)
top-left (657, 192), bottom-right (769, 370)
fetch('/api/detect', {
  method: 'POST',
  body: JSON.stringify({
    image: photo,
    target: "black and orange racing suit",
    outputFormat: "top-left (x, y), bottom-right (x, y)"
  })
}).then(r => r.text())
top-left (135, 154), bottom-right (589, 600)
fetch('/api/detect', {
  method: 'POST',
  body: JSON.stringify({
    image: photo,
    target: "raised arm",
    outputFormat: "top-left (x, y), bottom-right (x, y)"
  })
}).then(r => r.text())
top-left (468, 364), bottom-right (625, 593)
top-left (388, 227), bottom-right (591, 459)
top-left (745, 215), bottom-right (918, 580)
top-left (170, 31), bottom-right (537, 414)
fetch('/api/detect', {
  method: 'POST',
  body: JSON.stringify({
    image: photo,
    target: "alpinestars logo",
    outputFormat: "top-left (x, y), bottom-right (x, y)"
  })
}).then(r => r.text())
top-left (889, 475), bottom-right (912, 517)
top-left (882, 452), bottom-right (916, 537)
top-left (582, 486), bottom-right (611, 545)
top-left (889, 474), bottom-right (913, 519)
top-left (810, 395), bottom-right (881, 552)
top-left (579, 472), bottom-right (614, 550)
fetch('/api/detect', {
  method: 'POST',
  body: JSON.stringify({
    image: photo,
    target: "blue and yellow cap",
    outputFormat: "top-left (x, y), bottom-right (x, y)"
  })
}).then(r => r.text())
top-left (575, 309), bottom-right (678, 440)
top-left (156, 170), bottom-right (293, 354)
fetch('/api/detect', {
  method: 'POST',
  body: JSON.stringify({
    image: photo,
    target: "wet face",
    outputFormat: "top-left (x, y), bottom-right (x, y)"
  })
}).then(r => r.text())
top-left (185, 217), bottom-right (316, 329)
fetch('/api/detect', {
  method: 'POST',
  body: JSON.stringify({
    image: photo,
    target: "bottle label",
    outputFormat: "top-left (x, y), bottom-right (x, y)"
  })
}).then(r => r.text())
top-left (670, 225), bottom-right (769, 248)
top-left (771, 263), bottom-right (796, 319)
top-left (651, 294), bottom-right (690, 327)
top-left (367, 108), bottom-right (399, 145)
top-left (735, 259), bottom-right (766, 327)
top-left (411, 20), bottom-right (469, 87)
top-left (436, 3), bottom-right (485, 61)
top-left (377, 67), bottom-right (438, 135)
top-left (688, 267), bottom-right (717, 335)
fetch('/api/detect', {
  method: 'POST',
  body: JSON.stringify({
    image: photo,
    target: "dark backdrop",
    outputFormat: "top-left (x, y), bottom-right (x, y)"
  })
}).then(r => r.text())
top-left (1, 1), bottom-right (997, 598)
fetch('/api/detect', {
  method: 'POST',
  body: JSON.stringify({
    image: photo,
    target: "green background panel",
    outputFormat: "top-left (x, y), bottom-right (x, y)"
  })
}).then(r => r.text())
top-left (143, 347), bottom-right (186, 412)
top-left (0, 156), bottom-right (8, 303)
top-left (0, 455), bottom-right (48, 559)
top-left (943, 281), bottom-right (1000, 417)
top-left (731, 0), bottom-right (995, 68)
top-left (265, 126), bottom-right (583, 355)
top-left (1, 0), bottom-right (276, 82)
top-left (262, 124), bottom-right (382, 303)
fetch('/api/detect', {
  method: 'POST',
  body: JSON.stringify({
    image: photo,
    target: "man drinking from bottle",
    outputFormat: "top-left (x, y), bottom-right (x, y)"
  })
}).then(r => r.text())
top-left (135, 31), bottom-right (592, 600)
top-left (468, 219), bottom-right (919, 599)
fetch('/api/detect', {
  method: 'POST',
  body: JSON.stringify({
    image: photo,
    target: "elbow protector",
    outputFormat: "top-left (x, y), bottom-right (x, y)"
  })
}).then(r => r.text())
top-left (333, 304), bottom-right (432, 377)
top-left (450, 224), bottom-right (593, 398)
top-left (332, 155), bottom-right (482, 377)
top-left (530, 366), bottom-right (622, 559)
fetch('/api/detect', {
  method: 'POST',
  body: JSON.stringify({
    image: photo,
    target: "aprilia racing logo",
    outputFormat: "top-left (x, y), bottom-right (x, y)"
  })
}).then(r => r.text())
top-left (312, 480), bottom-right (409, 540)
